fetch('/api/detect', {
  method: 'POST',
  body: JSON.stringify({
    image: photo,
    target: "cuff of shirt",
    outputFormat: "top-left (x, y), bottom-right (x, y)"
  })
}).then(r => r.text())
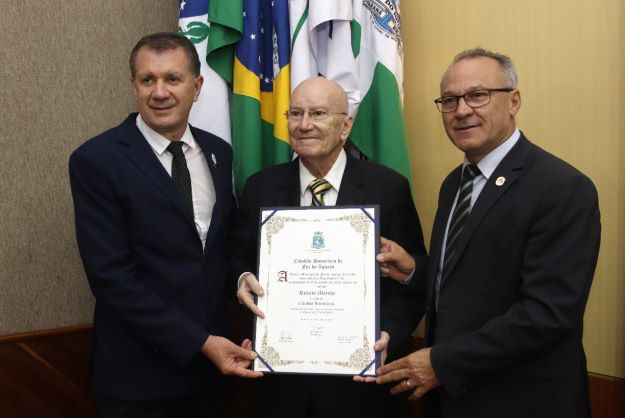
top-left (237, 272), bottom-right (253, 289)
top-left (400, 268), bottom-right (416, 284)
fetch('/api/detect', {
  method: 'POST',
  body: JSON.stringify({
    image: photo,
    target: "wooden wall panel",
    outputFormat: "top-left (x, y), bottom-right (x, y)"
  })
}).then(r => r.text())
top-left (2, 328), bottom-right (623, 417)
top-left (0, 327), bottom-right (94, 418)
top-left (589, 373), bottom-right (625, 418)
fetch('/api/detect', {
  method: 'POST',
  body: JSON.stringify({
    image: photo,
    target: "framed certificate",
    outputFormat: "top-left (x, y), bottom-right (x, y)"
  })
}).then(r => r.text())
top-left (252, 206), bottom-right (380, 376)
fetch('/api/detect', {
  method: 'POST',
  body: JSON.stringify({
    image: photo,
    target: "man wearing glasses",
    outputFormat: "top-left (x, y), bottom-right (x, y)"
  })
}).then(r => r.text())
top-left (376, 49), bottom-right (600, 418)
top-left (229, 76), bottom-right (427, 418)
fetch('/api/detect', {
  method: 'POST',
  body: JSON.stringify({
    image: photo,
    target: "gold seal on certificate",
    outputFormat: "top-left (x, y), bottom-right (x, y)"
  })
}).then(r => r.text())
top-left (252, 206), bottom-right (380, 376)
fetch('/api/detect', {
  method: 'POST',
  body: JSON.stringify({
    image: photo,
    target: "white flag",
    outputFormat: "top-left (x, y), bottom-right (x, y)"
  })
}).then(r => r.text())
top-left (290, 0), bottom-right (360, 115)
top-left (178, 0), bottom-right (231, 143)
top-left (290, 0), bottom-right (410, 180)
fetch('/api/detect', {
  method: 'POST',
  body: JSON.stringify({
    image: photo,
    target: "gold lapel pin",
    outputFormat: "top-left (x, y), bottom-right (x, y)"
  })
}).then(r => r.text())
top-left (495, 176), bottom-right (506, 186)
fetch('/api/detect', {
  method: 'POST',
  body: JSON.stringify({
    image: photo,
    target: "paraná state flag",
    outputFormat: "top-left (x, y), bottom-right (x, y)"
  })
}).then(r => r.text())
top-left (178, 0), bottom-right (232, 143)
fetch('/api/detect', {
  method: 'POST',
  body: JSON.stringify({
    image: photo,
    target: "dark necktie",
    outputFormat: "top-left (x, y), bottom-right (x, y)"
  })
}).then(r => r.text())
top-left (436, 164), bottom-right (480, 306)
top-left (308, 178), bottom-right (332, 206)
top-left (167, 141), bottom-right (193, 215)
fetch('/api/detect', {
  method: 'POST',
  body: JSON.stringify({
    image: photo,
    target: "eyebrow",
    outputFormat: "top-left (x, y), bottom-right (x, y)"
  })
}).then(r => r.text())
top-left (136, 70), bottom-right (186, 78)
top-left (288, 106), bottom-right (330, 110)
top-left (440, 85), bottom-right (487, 96)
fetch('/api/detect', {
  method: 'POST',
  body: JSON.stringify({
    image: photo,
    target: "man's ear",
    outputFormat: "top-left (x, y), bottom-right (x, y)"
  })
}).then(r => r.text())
top-left (510, 89), bottom-right (521, 116)
top-left (341, 115), bottom-right (354, 141)
top-left (194, 75), bottom-right (204, 101)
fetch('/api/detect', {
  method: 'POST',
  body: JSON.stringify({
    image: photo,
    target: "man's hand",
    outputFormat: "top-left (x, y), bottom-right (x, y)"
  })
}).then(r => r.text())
top-left (353, 331), bottom-right (390, 383)
top-left (237, 273), bottom-right (265, 318)
top-left (377, 237), bottom-right (415, 282)
top-left (376, 347), bottom-right (440, 400)
top-left (201, 336), bottom-right (263, 378)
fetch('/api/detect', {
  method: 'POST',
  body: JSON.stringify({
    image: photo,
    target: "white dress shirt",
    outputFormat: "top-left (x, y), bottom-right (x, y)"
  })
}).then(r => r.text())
top-left (299, 149), bottom-right (347, 206)
top-left (136, 114), bottom-right (215, 249)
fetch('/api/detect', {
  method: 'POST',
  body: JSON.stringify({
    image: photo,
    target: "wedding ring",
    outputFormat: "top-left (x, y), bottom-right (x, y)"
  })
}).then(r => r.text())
top-left (405, 379), bottom-right (411, 389)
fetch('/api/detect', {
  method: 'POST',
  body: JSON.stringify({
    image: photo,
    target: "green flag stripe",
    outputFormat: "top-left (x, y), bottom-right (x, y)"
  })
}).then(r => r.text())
top-left (350, 63), bottom-right (412, 184)
top-left (291, 4), bottom-right (309, 50)
top-left (350, 19), bottom-right (361, 58)
top-left (206, 0), bottom-right (243, 86)
top-left (232, 94), bottom-right (292, 193)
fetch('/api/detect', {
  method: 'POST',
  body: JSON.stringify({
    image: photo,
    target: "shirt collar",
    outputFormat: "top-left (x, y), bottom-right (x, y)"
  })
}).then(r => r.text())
top-left (299, 148), bottom-right (347, 197)
top-left (466, 128), bottom-right (521, 179)
top-left (136, 114), bottom-right (196, 155)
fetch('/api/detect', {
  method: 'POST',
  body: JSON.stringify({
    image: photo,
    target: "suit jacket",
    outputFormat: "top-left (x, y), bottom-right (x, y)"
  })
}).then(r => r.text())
top-left (228, 154), bottom-right (427, 418)
top-left (229, 154), bottom-right (427, 353)
top-left (425, 134), bottom-right (600, 418)
top-left (69, 114), bottom-right (234, 399)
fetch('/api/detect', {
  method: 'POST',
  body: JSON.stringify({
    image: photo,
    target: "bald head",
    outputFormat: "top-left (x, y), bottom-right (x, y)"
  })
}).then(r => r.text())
top-left (291, 77), bottom-right (350, 115)
top-left (288, 77), bottom-right (353, 178)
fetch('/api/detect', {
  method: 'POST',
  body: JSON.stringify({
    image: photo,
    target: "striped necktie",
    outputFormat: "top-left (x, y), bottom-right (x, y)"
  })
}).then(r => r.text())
top-left (436, 164), bottom-right (480, 306)
top-left (308, 178), bottom-right (332, 206)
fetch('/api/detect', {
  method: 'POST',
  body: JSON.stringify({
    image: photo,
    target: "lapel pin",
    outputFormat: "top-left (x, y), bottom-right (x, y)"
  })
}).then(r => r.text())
top-left (211, 153), bottom-right (217, 166)
top-left (495, 176), bottom-right (506, 186)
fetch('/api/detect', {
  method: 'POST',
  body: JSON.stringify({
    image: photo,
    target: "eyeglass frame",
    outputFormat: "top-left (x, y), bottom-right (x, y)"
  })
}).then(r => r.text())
top-left (434, 88), bottom-right (515, 113)
top-left (284, 109), bottom-right (348, 122)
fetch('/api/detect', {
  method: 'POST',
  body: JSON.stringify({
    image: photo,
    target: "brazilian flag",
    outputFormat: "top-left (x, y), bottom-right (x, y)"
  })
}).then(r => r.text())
top-left (206, 0), bottom-right (292, 194)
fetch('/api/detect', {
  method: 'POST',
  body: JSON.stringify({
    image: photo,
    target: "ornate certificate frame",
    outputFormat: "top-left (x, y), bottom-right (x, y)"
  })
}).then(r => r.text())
top-left (252, 206), bottom-right (380, 376)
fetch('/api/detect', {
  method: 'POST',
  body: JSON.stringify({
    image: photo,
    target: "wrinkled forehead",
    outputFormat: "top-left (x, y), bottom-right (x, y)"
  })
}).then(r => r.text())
top-left (134, 46), bottom-right (193, 75)
top-left (440, 56), bottom-right (506, 94)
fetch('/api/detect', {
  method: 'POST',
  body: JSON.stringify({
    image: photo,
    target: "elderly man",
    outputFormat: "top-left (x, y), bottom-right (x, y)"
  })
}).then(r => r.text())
top-left (376, 48), bottom-right (600, 418)
top-left (229, 76), bottom-right (427, 418)
top-left (69, 32), bottom-right (260, 418)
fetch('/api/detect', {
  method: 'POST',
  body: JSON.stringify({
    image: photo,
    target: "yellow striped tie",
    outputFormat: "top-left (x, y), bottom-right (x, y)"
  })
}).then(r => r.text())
top-left (309, 178), bottom-right (332, 206)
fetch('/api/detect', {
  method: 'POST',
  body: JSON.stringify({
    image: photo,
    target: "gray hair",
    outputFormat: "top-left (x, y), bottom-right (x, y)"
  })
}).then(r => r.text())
top-left (444, 48), bottom-right (518, 88)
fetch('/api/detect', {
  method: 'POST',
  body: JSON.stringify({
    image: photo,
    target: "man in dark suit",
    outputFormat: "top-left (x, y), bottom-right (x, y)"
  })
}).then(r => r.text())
top-left (376, 48), bottom-right (601, 418)
top-left (229, 77), bottom-right (427, 418)
top-left (69, 33), bottom-right (261, 418)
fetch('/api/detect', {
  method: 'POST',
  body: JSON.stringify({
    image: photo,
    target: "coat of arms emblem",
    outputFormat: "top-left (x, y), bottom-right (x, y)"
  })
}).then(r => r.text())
top-left (312, 231), bottom-right (325, 249)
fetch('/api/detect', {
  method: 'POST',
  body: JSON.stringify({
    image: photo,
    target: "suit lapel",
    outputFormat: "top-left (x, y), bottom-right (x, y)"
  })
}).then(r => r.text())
top-left (265, 158), bottom-right (301, 207)
top-left (117, 116), bottom-right (196, 227)
top-left (282, 159), bottom-right (301, 206)
top-left (439, 135), bottom-right (532, 288)
top-left (336, 155), bottom-right (366, 205)
top-left (194, 129), bottom-right (229, 254)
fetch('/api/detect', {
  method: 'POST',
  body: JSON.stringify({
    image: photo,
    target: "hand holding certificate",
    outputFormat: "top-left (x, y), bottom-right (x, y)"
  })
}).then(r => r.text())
top-left (251, 206), bottom-right (380, 376)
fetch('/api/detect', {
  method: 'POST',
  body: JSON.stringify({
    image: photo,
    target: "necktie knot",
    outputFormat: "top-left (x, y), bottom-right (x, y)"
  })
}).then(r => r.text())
top-left (167, 141), bottom-right (185, 157)
top-left (463, 164), bottom-right (480, 181)
top-left (308, 178), bottom-right (332, 206)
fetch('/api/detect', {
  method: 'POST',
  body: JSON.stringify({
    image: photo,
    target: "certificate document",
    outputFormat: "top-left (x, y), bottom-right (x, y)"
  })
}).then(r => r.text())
top-left (253, 206), bottom-right (379, 376)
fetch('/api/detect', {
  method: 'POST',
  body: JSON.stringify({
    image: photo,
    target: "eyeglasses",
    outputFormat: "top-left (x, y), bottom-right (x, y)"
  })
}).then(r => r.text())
top-left (434, 88), bottom-right (514, 113)
top-left (284, 109), bottom-right (348, 122)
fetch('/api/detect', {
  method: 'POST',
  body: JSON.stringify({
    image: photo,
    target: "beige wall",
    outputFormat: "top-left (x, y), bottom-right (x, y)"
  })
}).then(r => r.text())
top-left (0, 2), bottom-right (178, 334)
top-left (402, 0), bottom-right (625, 378)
